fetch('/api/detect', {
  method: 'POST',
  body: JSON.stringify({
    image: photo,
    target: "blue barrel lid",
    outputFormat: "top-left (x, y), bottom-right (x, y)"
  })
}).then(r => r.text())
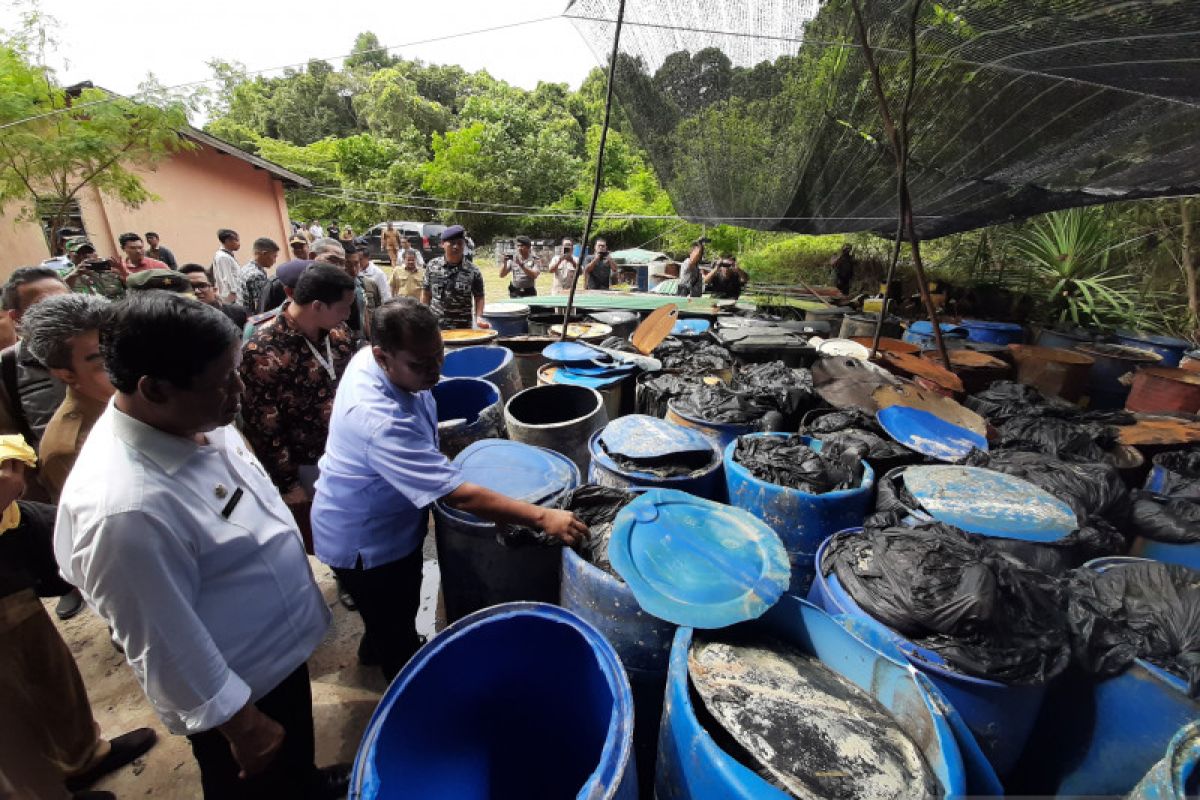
top-left (608, 489), bottom-right (790, 628)
top-left (904, 465), bottom-right (1077, 542)
top-left (960, 319), bottom-right (1022, 332)
top-left (481, 302), bottom-right (530, 317)
top-left (671, 318), bottom-right (711, 336)
top-left (542, 340), bottom-right (603, 364)
top-left (597, 415), bottom-right (716, 463)
top-left (1115, 329), bottom-right (1192, 349)
top-left (876, 406), bottom-right (987, 461)
top-left (908, 321), bottom-right (969, 337)
top-left (544, 366), bottom-right (630, 389)
top-left (450, 439), bottom-right (579, 516)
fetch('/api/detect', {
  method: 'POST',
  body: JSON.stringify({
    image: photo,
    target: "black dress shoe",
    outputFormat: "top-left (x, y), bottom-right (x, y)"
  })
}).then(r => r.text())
top-left (65, 728), bottom-right (158, 791)
top-left (309, 762), bottom-right (351, 800)
top-left (56, 588), bottom-right (85, 620)
top-left (335, 577), bottom-right (357, 611)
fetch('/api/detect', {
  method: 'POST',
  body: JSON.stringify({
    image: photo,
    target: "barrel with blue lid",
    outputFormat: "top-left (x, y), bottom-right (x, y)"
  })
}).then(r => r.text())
top-left (350, 602), bottom-right (636, 800)
top-left (875, 405), bottom-right (988, 462)
top-left (959, 319), bottom-right (1025, 346)
top-left (480, 302), bottom-right (531, 336)
top-left (664, 400), bottom-right (761, 453)
top-left (670, 318), bottom-right (711, 337)
top-left (588, 415), bottom-right (724, 499)
top-left (1128, 721), bottom-right (1200, 800)
top-left (441, 345), bottom-right (521, 400)
top-left (431, 377), bottom-right (504, 459)
top-left (902, 320), bottom-right (969, 347)
top-left (723, 433), bottom-right (875, 594)
top-left (808, 529), bottom-right (1047, 777)
top-left (655, 594), bottom-right (971, 800)
top-left (1075, 342), bottom-right (1163, 409)
top-left (1115, 329), bottom-right (1193, 368)
top-left (433, 439), bottom-right (580, 622)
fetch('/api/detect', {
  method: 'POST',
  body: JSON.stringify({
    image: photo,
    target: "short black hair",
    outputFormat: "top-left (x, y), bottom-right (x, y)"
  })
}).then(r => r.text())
top-left (217, 229), bottom-right (239, 244)
top-left (118, 232), bottom-right (142, 247)
top-left (179, 263), bottom-right (208, 276)
top-left (372, 298), bottom-right (440, 354)
top-left (102, 292), bottom-right (239, 394)
top-left (2, 266), bottom-right (67, 312)
top-left (294, 263), bottom-right (356, 306)
top-left (253, 237), bottom-right (280, 252)
top-left (145, 231), bottom-right (159, 239)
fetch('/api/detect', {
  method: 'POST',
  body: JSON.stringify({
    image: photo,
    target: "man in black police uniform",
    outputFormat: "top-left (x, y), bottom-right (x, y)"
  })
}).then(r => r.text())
top-left (420, 225), bottom-right (488, 330)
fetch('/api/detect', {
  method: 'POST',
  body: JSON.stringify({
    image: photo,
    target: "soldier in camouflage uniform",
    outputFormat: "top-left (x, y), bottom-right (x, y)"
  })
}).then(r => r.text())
top-left (62, 240), bottom-right (125, 300)
top-left (420, 225), bottom-right (488, 330)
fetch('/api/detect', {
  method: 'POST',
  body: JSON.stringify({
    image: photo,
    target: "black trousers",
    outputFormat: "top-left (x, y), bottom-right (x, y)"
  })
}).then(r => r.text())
top-left (508, 284), bottom-right (537, 298)
top-left (333, 547), bottom-right (424, 682)
top-left (187, 664), bottom-right (318, 800)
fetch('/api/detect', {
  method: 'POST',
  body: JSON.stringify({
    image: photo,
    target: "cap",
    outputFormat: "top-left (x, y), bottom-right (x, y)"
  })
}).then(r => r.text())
top-left (288, 235), bottom-right (307, 246)
top-left (441, 224), bottom-right (466, 242)
top-left (66, 239), bottom-right (95, 255)
top-left (276, 259), bottom-right (315, 288)
top-left (515, 235), bottom-right (532, 246)
top-left (125, 269), bottom-right (192, 294)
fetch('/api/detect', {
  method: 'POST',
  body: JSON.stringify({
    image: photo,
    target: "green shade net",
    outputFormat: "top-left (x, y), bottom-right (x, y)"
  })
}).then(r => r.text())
top-left (565, 0), bottom-right (1200, 238)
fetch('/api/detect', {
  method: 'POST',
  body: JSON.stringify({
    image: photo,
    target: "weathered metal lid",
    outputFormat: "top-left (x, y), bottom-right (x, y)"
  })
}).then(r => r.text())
top-left (903, 465), bottom-right (1077, 542)
top-left (596, 415), bottom-right (716, 464)
top-left (448, 439), bottom-right (579, 521)
top-left (876, 406), bottom-right (988, 461)
top-left (608, 489), bottom-right (790, 628)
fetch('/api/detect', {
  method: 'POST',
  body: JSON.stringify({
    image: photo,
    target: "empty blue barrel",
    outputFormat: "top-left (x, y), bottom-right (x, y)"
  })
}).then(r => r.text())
top-left (808, 531), bottom-right (1046, 777)
top-left (350, 602), bottom-right (636, 799)
top-left (562, 541), bottom-right (674, 797)
top-left (442, 345), bottom-right (522, 400)
top-left (1129, 721), bottom-right (1200, 800)
top-left (433, 439), bottom-right (579, 622)
top-left (724, 434), bottom-right (874, 594)
top-left (480, 302), bottom-right (531, 336)
top-left (1036, 325), bottom-right (1103, 350)
top-left (1116, 329), bottom-right (1193, 368)
top-left (665, 400), bottom-right (759, 452)
top-left (431, 377), bottom-right (503, 459)
top-left (655, 594), bottom-right (967, 800)
top-left (902, 320), bottom-right (968, 348)
top-left (960, 319), bottom-right (1024, 346)
top-left (588, 416), bottom-right (724, 500)
top-left (1075, 342), bottom-right (1162, 409)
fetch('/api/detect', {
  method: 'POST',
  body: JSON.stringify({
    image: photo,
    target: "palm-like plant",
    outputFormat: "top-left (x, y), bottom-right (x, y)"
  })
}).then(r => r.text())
top-left (1011, 208), bottom-right (1136, 328)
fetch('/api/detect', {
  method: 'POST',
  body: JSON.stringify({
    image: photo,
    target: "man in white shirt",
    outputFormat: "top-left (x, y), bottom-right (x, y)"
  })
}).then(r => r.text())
top-left (548, 238), bottom-right (578, 295)
top-left (54, 292), bottom-right (348, 800)
top-left (211, 229), bottom-right (242, 304)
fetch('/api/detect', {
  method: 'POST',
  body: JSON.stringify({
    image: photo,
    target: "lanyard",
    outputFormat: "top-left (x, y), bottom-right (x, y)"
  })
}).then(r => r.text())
top-left (304, 336), bottom-right (336, 381)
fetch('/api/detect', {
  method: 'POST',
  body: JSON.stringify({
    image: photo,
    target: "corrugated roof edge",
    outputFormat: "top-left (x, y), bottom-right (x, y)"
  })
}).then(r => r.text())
top-left (181, 127), bottom-right (313, 188)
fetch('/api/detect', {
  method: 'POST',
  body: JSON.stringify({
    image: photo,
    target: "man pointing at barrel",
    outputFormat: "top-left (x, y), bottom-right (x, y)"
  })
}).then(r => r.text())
top-left (312, 299), bottom-right (586, 680)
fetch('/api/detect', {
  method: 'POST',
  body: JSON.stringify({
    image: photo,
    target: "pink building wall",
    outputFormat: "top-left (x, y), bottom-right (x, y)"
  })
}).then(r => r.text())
top-left (0, 139), bottom-right (295, 279)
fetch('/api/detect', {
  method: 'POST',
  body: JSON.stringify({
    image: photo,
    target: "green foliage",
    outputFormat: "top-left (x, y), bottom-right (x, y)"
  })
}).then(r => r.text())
top-left (0, 16), bottom-right (191, 251)
top-left (739, 235), bottom-right (847, 285)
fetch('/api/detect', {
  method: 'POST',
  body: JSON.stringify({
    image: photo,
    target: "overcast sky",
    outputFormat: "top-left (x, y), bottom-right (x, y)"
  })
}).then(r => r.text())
top-left (2, 0), bottom-right (600, 117)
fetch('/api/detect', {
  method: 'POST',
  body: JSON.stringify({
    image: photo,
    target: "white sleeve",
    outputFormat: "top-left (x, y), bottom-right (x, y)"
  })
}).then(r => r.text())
top-left (372, 269), bottom-right (392, 301)
top-left (213, 254), bottom-right (239, 299)
top-left (67, 509), bottom-right (251, 734)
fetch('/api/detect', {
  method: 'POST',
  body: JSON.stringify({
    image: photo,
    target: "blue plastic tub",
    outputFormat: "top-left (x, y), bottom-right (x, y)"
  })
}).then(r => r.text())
top-left (480, 303), bottom-right (530, 336)
top-left (562, 542), bottom-right (674, 797)
top-left (350, 602), bottom-right (636, 800)
top-left (1129, 537), bottom-right (1200, 570)
top-left (654, 595), bottom-right (968, 800)
top-left (588, 419), bottom-right (724, 501)
top-left (960, 319), bottom-right (1024, 346)
top-left (442, 345), bottom-right (521, 400)
top-left (664, 401), bottom-right (759, 452)
top-left (901, 321), bottom-right (969, 348)
top-left (723, 434), bottom-right (874, 594)
top-left (808, 531), bottom-right (1047, 777)
top-left (1129, 721), bottom-right (1200, 800)
top-left (431, 377), bottom-right (503, 459)
top-left (1075, 342), bottom-right (1163, 409)
top-left (671, 319), bottom-right (711, 337)
top-left (1116, 329), bottom-right (1193, 368)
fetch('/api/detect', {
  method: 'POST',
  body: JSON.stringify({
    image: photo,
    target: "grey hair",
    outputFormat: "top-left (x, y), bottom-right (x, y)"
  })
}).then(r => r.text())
top-left (310, 238), bottom-right (346, 258)
top-left (22, 293), bottom-right (112, 370)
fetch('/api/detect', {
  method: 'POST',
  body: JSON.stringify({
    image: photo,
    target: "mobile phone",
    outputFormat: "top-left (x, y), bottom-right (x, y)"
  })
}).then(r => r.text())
top-left (84, 257), bottom-right (112, 272)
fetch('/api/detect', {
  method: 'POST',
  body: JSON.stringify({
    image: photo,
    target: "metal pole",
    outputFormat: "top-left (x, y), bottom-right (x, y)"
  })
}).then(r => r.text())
top-left (560, 0), bottom-right (627, 340)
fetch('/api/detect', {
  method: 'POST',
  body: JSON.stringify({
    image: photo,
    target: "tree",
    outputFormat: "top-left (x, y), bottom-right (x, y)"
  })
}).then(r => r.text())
top-left (353, 67), bottom-right (451, 141)
top-left (0, 32), bottom-right (189, 254)
top-left (345, 32), bottom-right (395, 72)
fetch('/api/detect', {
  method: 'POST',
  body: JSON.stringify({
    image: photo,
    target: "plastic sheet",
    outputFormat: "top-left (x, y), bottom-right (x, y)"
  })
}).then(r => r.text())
top-left (807, 428), bottom-right (914, 465)
top-left (568, 485), bottom-right (638, 577)
top-left (1152, 449), bottom-right (1200, 500)
top-left (1067, 561), bottom-right (1200, 695)
top-left (824, 524), bottom-right (1072, 684)
top-left (1128, 492), bottom-right (1200, 545)
top-left (732, 434), bottom-right (863, 493)
top-left (674, 384), bottom-right (767, 424)
top-left (732, 361), bottom-right (816, 419)
top-left (654, 337), bottom-right (734, 373)
top-left (801, 407), bottom-right (886, 436)
top-left (638, 372), bottom-right (700, 417)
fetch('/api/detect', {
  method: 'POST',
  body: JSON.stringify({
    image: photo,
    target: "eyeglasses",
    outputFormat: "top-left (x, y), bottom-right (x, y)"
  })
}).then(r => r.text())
top-left (191, 281), bottom-right (213, 290)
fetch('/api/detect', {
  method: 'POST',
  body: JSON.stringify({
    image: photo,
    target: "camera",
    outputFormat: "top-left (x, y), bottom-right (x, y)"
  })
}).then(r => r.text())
top-left (82, 257), bottom-right (115, 272)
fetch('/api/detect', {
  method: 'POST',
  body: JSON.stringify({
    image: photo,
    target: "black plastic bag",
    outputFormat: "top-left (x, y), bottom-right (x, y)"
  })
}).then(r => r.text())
top-left (800, 408), bottom-right (884, 435)
top-left (567, 485), bottom-right (637, 577)
top-left (674, 384), bottom-right (767, 424)
top-left (1151, 448), bottom-right (1200, 499)
top-left (997, 416), bottom-right (1114, 462)
top-left (733, 435), bottom-right (863, 493)
top-left (638, 373), bottom-right (700, 417)
top-left (823, 524), bottom-right (1072, 684)
top-left (1066, 561), bottom-right (1200, 695)
top-left (1127, 491), bottom-right (1200, 544)
top-left (654, 337), bottom-right (734, 373)
top-left (598, 335), bottom-right (639, 353)
top-left (962, 449), bottom-right (1129, 522)
top-left (732, 361), bottom-right (817, 419)
top-left (965, 381), bottom-right (1053, 425)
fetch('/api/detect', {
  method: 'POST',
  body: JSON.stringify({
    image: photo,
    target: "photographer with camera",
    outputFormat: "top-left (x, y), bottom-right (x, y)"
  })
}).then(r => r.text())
top-left (64, 241), bottom-right (126, 300)
top-left (703, 254), bottom-right (749, 299)
top-left (499, 235), bottom-right (541, 298)
top-left (583, 237), bottom-right (615, 290)
top-left (548, 238), bottom-right (577, 295)
top-left (676, 237), bottom-right (708, 298)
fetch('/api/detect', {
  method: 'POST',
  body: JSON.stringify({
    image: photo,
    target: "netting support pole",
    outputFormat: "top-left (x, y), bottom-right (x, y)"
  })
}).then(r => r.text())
top-left (561, 0), bottom-right (628, 341)
top-left (852, 0), bottom-right (951, 370)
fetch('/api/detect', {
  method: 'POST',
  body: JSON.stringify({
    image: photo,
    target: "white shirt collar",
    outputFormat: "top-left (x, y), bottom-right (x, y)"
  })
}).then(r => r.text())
top-left (110, 401), bottom-right (214, 476)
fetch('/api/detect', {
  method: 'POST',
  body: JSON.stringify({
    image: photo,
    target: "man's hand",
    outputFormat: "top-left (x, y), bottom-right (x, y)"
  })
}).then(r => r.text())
top-left (536, 508), bottom-right (588, 546)
top-left (475, 319), bottom-right (492, 329)
top-left (219, 703), bottom-right (285, 779)
top-left (0, 459), bottom-right (26, 509)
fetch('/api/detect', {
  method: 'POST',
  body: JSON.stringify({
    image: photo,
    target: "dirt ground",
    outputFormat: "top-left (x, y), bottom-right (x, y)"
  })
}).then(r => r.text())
top-left (51, 536), bottom-right (443, 798)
